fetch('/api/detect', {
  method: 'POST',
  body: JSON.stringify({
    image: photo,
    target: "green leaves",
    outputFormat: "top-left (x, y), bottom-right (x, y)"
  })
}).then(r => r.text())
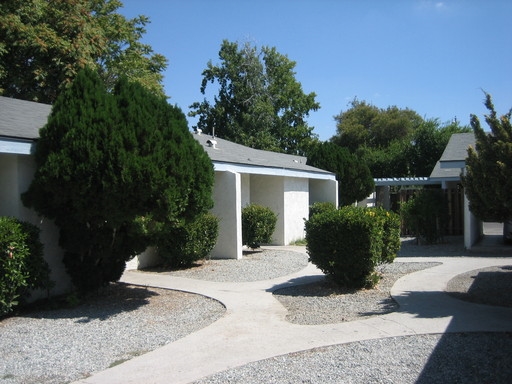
top-left (242, 204), bottom-right (277, 249)
top-left (0, 0), bottom-right (166, 102)
top-left (0, 217), bottom-right (52, 316)
top-left (463, 93), bottom-right (512, 222)
top-left (332, 98), bottom-right (471, 178)
top-left (305, 206), bottom-right (400, 289)
top-left (22, 68), bottom-right (214, 292)
top-left (307, 142), bottom-right (374, 205)
top-left (190, 40), bottom-right (319, 155)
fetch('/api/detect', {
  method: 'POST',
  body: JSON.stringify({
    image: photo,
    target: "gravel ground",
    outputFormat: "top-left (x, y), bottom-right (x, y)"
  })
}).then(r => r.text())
top-left (1, 243), bottom-right (511, 384)
top-left (446, 264), bottom-right (512, 308)
top-left (0, 285), bottom-right (225, 384)
top-left (194, 333), bottom-right (512, 384)
top-left (273, 262), bottom-right (441, 324)
top-left (166, 248), bottom-right (309, 282)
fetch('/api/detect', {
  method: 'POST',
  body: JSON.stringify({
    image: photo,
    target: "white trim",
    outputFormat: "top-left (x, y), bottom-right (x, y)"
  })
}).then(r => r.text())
top-left (374, 177), bottom-right (441, 186)
top-left (213, 161), bottom-right (336, 181)
top-left (0, 137), bottom-right (35, 155)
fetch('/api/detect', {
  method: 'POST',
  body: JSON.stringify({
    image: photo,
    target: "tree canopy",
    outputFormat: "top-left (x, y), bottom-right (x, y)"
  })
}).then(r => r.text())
top-left (189, 40), bottom-right (320, 155)
top-left (0, 0), bottom-right (167, 103)
top-left (330, 98), bottom-right (471, 178)
top-left (22, 68), bottom-right (214, 292)
top-left (307, 142), bottom-right (374, 206)
top-left (331, 98), bottom-right (424, 152)
top-left (462, 93), bottom-right (512, 222)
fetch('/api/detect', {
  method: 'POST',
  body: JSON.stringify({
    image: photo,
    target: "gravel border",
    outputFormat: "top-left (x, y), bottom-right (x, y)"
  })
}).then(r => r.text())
top-left (194, 333), bottom-right (512, 384)
top-left (164, 248), bottom-right (309, 282)
top-left (446, 264), bottom-right (512, 307)
top-left (273, 262), bottom-right (441, 324)
top-left (2, 246), bottom-right (511, 384)
top-left (0, 285), bottom-right (225, 384)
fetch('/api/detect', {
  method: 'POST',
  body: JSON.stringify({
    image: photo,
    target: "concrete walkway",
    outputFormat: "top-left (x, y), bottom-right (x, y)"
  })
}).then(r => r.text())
top-left (75, 246), bottom-right (512, 384)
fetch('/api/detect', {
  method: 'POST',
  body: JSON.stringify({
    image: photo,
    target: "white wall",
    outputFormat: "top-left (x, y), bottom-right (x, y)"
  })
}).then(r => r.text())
top-left (210, 171), bottom-right (242, 259)
top-left (241, 173), bottom-right (251, 208)
top-left (283, 177), bottom-right (309, 244)
top-left (250, 175), bottom-right (285, 244)
top-left (0, 153), bottom-right (71, 298)
top-left (249, 175), bottom-right (311, 245)
top-left (309, 178), bottom-right (338, 207)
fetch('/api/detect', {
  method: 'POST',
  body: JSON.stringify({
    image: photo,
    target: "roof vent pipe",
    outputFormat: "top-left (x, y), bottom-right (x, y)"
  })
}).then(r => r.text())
top-left (206, 139), bottom-right (217, 149)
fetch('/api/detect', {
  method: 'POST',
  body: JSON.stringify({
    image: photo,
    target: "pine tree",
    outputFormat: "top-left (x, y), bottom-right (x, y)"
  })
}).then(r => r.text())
top-left (307, 142), bottom-right (374, 206)
top-left (462, 93), bottom-right (512, 222)
top-left (23, 68), bottom-right (214, 292)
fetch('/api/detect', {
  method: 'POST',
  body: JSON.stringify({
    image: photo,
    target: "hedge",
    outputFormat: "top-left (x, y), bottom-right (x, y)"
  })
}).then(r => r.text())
top-left (305, 206), bottom-right (400, 288)
top-left (1, 217), bottom-right (53, 316)
top-left (242, 204), bottom-right (277, 249)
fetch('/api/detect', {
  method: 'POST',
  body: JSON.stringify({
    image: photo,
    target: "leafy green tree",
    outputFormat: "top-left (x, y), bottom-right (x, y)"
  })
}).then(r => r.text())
top-left (0, 0), bottom-right (166, 103)
top-left (0, 217), bottom-right (53, 316)
top-left (462, 93), bottom-right (512, 222)
top-left (408, 119), bottom-right (471, 177)
top-left (22, 68), bottom-right (214, 293)
top-left (357, 139), bottom-right (410, 178)
top-left (400, 188), bottom-right (448, 244)
top-left (332, 98), bottom-right (423, 152)
top-left (307, 142), bottom-right (374, 206)
top-left (332, 99), bottom-right (471, 178)
top-left (189, 40), bottom-right (320, 155)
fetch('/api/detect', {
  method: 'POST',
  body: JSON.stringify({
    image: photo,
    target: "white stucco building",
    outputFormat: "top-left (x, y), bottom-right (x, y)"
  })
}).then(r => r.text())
top-left (0, 96), bottom-right (71, 296)
top-left (191, 132), bottom-right (338, 260)
top-left (1, 96), bottom-right (337, 280)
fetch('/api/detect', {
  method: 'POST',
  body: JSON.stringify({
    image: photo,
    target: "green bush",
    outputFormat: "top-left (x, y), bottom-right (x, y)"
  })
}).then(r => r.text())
top-left (400, 188), bottom-right (447, 244)
top-left (305, 206), bottom-right (384, 288)
top-left (22, 69), bottom-right (214, 293)
top-left (309, 201), bottom-right (337, 218)
top-left (242, 204), bottom-right (277, 249)
top-left (0, 217), bottom-right (53, 316)
top-left (155, 213), bottom-right (219, 269)
top-left (373, 207), bottom-right (401, 263)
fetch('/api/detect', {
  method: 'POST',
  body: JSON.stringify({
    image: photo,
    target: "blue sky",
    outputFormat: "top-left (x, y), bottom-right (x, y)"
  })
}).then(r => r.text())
top-left (119, 0), bottom-right (512, 141)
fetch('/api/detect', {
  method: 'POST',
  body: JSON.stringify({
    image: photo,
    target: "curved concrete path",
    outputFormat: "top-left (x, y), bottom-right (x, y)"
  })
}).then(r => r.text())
top-left (75, 247), bottom-right (512, 384)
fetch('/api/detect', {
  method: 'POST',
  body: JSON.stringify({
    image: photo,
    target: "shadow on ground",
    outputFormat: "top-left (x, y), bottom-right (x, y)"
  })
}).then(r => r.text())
top-left (17, 283), bottom-right (158, 322)
top-left (416, 266), bottom-right (512, 383)
top-left (446, 265), bottom-right (512, 308)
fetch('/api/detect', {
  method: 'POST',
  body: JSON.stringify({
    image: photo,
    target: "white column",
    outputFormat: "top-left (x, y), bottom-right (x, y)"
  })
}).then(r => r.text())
top-left (210, 171), bottom-right (242, 259)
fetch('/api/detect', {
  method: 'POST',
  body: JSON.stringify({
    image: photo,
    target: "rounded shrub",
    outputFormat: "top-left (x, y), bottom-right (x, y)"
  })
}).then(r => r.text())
top-left (309, 201), bottom-right (337, 218)
top-left (372, 207), bottom-right (401, 264)
top-left (242, 204), bottom-right (277, 249)
top-left (400, 188), bottom-right (447, 244)
top-left (156, 213), bottom-right (219, 269)
top-left (305, 206), bottom-right (383, 288)
top-left (0, 217), bottom-right (53, 316)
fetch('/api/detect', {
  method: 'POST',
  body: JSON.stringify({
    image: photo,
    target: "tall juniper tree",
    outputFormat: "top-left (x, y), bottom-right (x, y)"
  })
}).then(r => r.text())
top-left (462, 93), bottom-right (512, 224)
top-left (23, 68), bottom-right (214, 292)
top-left (307, 142), bottom-right (374, 206)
